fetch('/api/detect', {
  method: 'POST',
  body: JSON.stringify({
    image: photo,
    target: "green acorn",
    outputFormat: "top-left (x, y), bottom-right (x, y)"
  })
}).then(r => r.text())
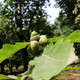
top-left (30, 41), bottom-right (39, 51)
top-left (31, 31), bottom-right (38, 37)
top-left (30, 35), bottom-right (40, 41)
top-left (30, 31), bottom-right (40, 41)
top-left (39, 35), bottom-right (48, 47)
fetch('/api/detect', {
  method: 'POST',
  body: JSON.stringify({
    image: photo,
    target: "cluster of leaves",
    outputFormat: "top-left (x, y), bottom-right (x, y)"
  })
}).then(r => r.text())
top-left (73, 0), bottom-right (80, 24)
top-left (0, 30), bottom-right (80, 79)
top-left (54, 0), bottom-right (80, 37)
top-left (55, 0), bottom-right (76, 27)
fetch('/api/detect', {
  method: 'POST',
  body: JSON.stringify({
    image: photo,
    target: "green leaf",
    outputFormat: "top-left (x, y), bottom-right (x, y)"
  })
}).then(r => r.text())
top-left (0, 42), bottom-right (30, 63)
top-left (0, 74), bottom-right (11, 79)
top-left (48, 30), bottom-right (80, 43)
top-left (29, 39), bottom-right (78, 80)
top-left (67, 30), bottom-right (80, 43)
top-left (48, 35), bottom-right (65, 42)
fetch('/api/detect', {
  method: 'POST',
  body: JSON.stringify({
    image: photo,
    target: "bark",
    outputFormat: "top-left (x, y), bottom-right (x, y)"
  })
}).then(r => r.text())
top-left (22, 48), bottom-right (28, 70)
top-left (0, 44), bottom-right (5, 74)
top-left (1, 61), bottom-right (5, 74)
top-left (9, 60), bottom-right (13, 73)
top-left (15, 0), bottom-right (28, 70)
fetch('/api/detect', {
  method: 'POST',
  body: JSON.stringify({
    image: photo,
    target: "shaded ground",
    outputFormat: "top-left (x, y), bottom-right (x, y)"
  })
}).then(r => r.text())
top-left (0, 67), bottom-right (24, 75)
top-left (56, 70), bottom-right (80, 80)
top-left (24, 70), bottom-right (80, 80)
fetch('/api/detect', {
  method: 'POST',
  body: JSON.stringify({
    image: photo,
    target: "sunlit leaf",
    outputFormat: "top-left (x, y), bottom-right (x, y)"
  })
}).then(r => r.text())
top-left (0, 74), bottom-right (11, 79)
top-left (0, 42), bottom-right (30, 63)
top-left (29, 39), bottom-right (78, 80)
top-left (67, 30), bottom-right (80, 43)
top-left (48, 35), bottom-right (65, 42)
top-left (48, 30), bottom-right (80, 43)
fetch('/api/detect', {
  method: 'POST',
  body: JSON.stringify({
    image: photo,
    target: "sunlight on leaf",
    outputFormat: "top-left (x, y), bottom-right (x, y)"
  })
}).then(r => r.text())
top-left (29, 39), bottom-right (78, 80)
top-left (67, 30), bottom-right (80, 43)
top-left (48, 30), bottom-right (80, 43)
top-left (48, 35), bottom-right (65, 42)
top-left (0, 74), bottom-right (11, 79)
top-left (0, 42), bottom-right (30, 63)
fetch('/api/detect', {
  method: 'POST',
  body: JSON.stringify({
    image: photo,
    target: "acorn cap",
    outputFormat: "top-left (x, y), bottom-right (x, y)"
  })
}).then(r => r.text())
top-left (31, 41), bottom-right (39, 45)
top-left (30, 35), bottom-right (40, 41)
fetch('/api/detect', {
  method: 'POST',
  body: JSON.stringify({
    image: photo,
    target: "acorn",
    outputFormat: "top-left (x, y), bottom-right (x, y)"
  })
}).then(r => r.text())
top-left (31, 31), bottom-right (38, 37)
top-left (30, 31), bottom-right (40, 41)
top-left (30, 35), bottom-right (40, 41)
top-left (39, 35), bottom-right (48, 47)
top-left (30, 41), bottom-right (39, 51)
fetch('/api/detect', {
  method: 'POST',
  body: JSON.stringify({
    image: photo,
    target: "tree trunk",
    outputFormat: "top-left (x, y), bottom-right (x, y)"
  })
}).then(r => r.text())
top-left (22, 48), bottom-right (28, 71)
top-left (0, 42), bottom-right (5, 74)
top-left (15, 0), bottom-right (28, 71)
top-left (8, 59), bottom-right (13, 73)
top-left (1, 61), bottom-right (5, 74)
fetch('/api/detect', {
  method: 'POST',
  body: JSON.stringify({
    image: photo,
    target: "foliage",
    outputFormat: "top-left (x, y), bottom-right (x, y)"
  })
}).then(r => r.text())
top-left (55, 0), bottom-right (76, 25)
top-left (29, 39), bottom-right (78, 80)
top-left (0, 30), bottom-right (80, 79)
top-left (64, 65), bottom-right (80, 70)
top-left (0, 42), bottom-right (29, 63)
top-left (67, 30), bottom-right (80, 42)
top-left (73, 0), bottom-right (80, 24)
top-left (48, 30), bottom-right (80, 43)
top-left (0, 74), bottom-right (11, 79)
top-left (0, 0), bottom-right (53, 71)
top-left (53, 15), bottom-right (74, 36)
top-left (0, 0), bottom-right (80, 79)
top-left (0, 0), bottom-right (52, 40)
top-left (48, 35), bottom-right (65, 42)
top-left (54, 0), bottom-right (80, 37)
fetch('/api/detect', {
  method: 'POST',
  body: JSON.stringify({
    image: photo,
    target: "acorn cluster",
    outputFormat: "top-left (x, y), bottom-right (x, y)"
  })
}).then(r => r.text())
top-left (75, 14), bottom-right (80, 24)
top-left (73, 0), bottom-right (80, 24)
top-left (27, 31), bottom-right (48, 53)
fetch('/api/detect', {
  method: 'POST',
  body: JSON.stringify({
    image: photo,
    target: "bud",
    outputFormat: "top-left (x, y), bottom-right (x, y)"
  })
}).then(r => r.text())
top-left (39, 35), bottom-right (48, 47)
top-left (30, 41), bottom-right (39, 51)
